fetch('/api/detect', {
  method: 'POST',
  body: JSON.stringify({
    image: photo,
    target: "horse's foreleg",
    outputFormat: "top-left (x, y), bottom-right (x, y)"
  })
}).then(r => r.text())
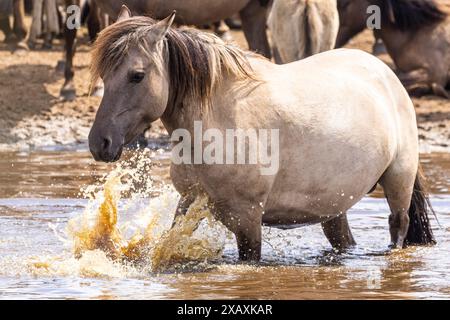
top-left (61, 23), bottom-right (77, 101)
top-left (396, 68), bottom-right (449, 98)
top-left (210, 199), bottom-right (262, 262)
top-left (171, 194), bottom-right (196, 228)
top-left (12, 0), bottom-right (28, 54)
top-left (86, 0), bottom-right (101, 42)
top-left (28, 0), bottom-right (43, 49)
top-left (239, 0), bottom-right (271, 58)
top-left (0, 15), bottom-right (13, 43)
top-left (321, 213), bottom-right (356, 251)
top-left (12, 0), bottom-right (26, 40)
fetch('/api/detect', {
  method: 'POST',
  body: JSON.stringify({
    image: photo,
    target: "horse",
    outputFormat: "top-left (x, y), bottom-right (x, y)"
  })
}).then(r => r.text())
top-left (371, 0), bottom-right (450, 98)
top-left (337, 0), bottom-right (450, 98)
top-left (61, 0), bottom-right (271, 101)
top-left (269, 0), bottom-right (339, 64)
top-left (88, 8), bottom-right (435, 262)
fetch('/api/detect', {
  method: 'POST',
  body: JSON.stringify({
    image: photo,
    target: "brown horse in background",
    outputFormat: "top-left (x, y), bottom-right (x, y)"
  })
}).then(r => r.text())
top-left (336, 0), bottom-right (369, 47)
top-left (373, 0), bottom-right (450, 98)
top-left (337, 0), bottom-right (450, 98)
top-left (61, 0), bottom-right (272, 101)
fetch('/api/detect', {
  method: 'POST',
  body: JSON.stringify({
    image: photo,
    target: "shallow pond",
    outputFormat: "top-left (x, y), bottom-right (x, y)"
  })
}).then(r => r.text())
top-left (0, 150), bottom-right (449, 299)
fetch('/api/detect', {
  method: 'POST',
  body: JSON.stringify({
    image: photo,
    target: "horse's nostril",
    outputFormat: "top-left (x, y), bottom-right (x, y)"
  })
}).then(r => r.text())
top-left (103, 137), bottom-right (112, 151)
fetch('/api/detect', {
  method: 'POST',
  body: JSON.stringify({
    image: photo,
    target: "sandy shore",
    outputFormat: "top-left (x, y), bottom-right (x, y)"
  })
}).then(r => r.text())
top-left (0, 24), bottom-right (449, 152)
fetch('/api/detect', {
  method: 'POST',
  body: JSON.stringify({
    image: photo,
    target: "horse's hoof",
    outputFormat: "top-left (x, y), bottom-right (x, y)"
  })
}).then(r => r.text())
top-left (43, 41), bottom-right (53, 50)
top-left (13, 42), bottom-right (29, 56)
top-left (27, 41), bottom-right (36, 50)
top-left (60, 88), bottom-right (77, 101)
top-left (91, 86), bottom-right (104, 98)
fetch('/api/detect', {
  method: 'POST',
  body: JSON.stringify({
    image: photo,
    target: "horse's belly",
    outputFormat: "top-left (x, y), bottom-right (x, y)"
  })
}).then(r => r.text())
top-left (262, 154), bottom-right (387, 227)
top-left (262, 193), bottom-right (361, 228)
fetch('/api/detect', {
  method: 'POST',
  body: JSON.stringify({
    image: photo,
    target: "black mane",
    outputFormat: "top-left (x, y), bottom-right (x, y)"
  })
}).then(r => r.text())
top-left (377, 0), bottom-right (447, 31)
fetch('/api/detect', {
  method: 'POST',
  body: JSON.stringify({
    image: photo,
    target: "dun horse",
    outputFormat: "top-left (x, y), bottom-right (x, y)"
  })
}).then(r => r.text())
top-left (269, 0), bottom-right (339, 63)
top-left (61, 0), bottom-right (271, 101)
top-left (89, 8), bottom-right (435, 262)
top-left (337, 0), bottom-right (450, 98)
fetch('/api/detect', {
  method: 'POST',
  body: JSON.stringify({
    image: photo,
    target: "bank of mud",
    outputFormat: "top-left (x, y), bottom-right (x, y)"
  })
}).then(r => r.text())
top-left (0, 28), bottom-right (449, 152)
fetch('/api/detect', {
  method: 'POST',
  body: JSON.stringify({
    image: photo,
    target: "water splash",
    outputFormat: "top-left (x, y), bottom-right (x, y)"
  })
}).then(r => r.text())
top-left (66, 150), bottom-right (228, 273)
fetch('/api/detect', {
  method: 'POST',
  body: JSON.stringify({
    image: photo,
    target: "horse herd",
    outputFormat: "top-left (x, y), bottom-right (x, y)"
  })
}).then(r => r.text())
top-left (1, 0), bottom-right (445, 262)
top-left (1, 0), bottom-right (450, 100)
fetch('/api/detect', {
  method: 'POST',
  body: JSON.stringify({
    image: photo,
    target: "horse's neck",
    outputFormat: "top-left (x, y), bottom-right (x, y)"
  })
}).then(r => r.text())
top-left (161, 101), bottom-right (204, 134)
top-left (376, 27), bottom-right (414, 58)
top-left (161, 73), bottom-right (251, 134)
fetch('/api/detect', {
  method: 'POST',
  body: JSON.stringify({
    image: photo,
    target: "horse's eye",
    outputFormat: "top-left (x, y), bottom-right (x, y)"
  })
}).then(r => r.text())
top-left (130, 71), bottom-right (145, 84)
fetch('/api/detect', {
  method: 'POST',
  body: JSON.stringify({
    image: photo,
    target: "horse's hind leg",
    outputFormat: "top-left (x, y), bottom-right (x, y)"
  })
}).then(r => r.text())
top-left (12, 0), bottom-right (26, 41)
top-left (321, 213), bottom-right (356, 251)
top-left (379, 164), bottom-right (416, 249)
top-left (0, 16), bottom-right (13, 43)
top-left (239, 0), bottom-right (271, 58)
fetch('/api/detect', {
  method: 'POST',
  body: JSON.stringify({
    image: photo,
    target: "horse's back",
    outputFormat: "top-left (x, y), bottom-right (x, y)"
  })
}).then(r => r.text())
top-left (279, 49), bottom-right (415, 122)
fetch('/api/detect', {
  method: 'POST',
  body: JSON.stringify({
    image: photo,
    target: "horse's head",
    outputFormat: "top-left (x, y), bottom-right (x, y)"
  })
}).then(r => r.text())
top-left (89, 6), bottom-right (175, 162)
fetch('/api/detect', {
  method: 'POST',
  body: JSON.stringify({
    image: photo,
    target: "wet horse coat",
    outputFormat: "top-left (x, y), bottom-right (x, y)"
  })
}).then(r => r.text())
top-left (88, 11), bottom-right (435, 261)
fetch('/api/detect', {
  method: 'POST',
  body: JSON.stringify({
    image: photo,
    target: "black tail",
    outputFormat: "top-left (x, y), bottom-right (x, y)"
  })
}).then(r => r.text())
top-left (405, 169), bottom-right (436, 245)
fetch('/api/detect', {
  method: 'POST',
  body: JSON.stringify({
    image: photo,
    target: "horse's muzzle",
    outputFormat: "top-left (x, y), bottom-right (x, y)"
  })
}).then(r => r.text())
top-left (88, 133), bottom-right (124, 163)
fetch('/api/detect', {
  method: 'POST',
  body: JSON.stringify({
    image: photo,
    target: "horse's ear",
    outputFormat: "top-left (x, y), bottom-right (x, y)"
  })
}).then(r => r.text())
top-left (152, 11), bottom-right (176, 41)
top-left (117, 5), bottom-right (132, 22)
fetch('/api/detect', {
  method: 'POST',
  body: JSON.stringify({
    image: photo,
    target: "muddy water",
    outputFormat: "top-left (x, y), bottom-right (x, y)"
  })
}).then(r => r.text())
top-left (0, 150), bottom-right (449, 299)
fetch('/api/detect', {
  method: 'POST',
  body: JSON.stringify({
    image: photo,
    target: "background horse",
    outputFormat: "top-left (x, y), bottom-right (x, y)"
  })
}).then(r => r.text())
top-left (61, 0), bottom-right (271, 101)
top-left (269, 0), bottom-right (339, 63)
top-left (372, 0), bottom-right (450, 98)
top-left (337, 0), bottom-right (450, 98)
top-left (336, 0), bottom-right (369, 47)
top-left (88, 9), bottom-right (435, 261)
